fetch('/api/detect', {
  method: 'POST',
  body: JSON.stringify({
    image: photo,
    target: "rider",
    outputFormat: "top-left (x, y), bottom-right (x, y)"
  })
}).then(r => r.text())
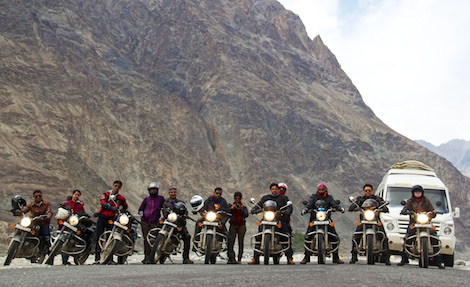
top-left (161, 187), bottom-right (193, 264)
top-left (58, 189), bottom-right (86, 265)
top-left (397, 184), bottom-right (445, 269)
top-left (21, 190), bottom-right (53, 263)
top-left (299, 183), bottom-right (345, 264)
top-left (248, 183), bottom-right (294, 265)
top-left (138, 182), bottom-right (165, 264)
top-left (278, 182), bottom-right (295, 265)
top-left (348, 184), bottom-right (390, 265)
top-left (94, 180), bottom-right (128, 264)
top-left (228, 191), bottom-right (249, 264)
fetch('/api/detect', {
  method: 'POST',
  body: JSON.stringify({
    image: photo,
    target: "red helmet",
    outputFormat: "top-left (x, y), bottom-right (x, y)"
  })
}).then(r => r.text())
top-left (278, 182), bottom-right (287, 195)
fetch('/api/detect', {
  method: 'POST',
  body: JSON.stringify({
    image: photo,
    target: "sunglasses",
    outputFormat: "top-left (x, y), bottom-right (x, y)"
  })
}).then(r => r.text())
top-left (215, 192), bottom-right (222, 195)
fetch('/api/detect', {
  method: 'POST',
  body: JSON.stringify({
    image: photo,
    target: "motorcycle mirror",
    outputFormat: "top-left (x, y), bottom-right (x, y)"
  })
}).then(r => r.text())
top-left (401, 200), bottom-right (407, 206)
top-left (302, 200), bottom-right (308, 206)
top-left (349, 196), bottom-right (355, 202)
top-left (250, 198), bottom-right (256, 204)
top-left (286, 201), bottom-right (292, 206)
top-left (335, 200), bottom-right (341, 205)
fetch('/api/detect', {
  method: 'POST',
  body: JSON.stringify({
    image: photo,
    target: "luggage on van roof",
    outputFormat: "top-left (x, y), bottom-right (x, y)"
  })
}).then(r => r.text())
top-left (390, 160), bottom-right (434, 171)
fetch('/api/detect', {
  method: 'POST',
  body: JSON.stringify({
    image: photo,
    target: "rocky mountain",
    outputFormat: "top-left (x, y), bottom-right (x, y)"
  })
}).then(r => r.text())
top-left (417, 139), bottom-right (470, 177)
top-left (1, 0), bottom-right (469, 250)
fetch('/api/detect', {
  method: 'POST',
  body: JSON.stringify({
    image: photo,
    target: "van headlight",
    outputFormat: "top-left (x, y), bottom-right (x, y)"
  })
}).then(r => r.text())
top-left (168, 212), bottom-right (178, 222)
top-left (119, 214), bottom-right (130, 225)
top-left (69, 215), bottom-right (79, 226)
top-left (206, 211), bottom-right (217, 222)
top-left (316, 211), bottom-right (327, 221)
top-left (20, 217), bottom-right (32, 227)
top-left (443, 226), bottom-right (452, 235)
top-left (264, 211), bottom-right (276, 221)
top-left (364, 210), bottom-right (376, 221)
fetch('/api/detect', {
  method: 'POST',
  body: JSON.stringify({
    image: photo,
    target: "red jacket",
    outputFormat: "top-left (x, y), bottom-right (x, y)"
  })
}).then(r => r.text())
top-left (98, 191), bottom-right (128, 218)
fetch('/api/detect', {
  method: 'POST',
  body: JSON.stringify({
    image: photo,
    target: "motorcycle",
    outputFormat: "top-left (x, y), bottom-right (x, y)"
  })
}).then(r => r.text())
top-left (349, 196), bottom-right (389, 264)
top-left (44, 207), bottom-right (96, 265)
top-left (98, 209), bottom-right (140, 265)
top-left (4, 212), bottom-right (50, 266)
top-left (402, 209), bottom-right (441, 268)
top-left (301, 199), bottom-right (341, 264)
top-left (250, 199), bottom-right (292, 265)
top-left (193, 209), bottom-right (230, 264)
top-left (147, 202), bottom-right (193, 264)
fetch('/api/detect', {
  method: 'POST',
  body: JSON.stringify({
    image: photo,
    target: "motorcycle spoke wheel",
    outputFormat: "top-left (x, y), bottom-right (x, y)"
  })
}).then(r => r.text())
top-left (366, 234), bottom-right (375, 265)
top-left (204, 234), bottom-right (213, 264)
top-left (4, 241), bottom-right (20, 266)
top-left (263, 233), bottom-right (271, 265)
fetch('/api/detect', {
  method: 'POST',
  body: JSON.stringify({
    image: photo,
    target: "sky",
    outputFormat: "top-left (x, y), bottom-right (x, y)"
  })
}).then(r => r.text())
top-left (278, 0), bottom-right (470, 146)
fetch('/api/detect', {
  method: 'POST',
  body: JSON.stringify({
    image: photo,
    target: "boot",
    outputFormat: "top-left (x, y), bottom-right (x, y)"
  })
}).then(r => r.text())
top-left (247, 258), bottom-right (259, 265)
top-left (287, 257), bottom-right (295, 265)
top-left (333, 253), bottom-right (344, 264)
top-left (183, 258), bottom-right (194, 264)
top-left (299, 255), bottom-right (310, 264)
top-left (349, 252), bottom-right (358, 264)
top-left (397, 252), bottom-right (408, 266)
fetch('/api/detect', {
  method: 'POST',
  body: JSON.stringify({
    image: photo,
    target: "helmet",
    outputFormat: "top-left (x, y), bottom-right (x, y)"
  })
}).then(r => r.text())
top-left (278, 182), bottom-right (287, 195)
top-left (56, 207), bottom-right (71, 220)
top-left (147, 182), bottom-right (160, 195)
top-left (411, 185), bottom-right (424, 196)
top-left (317, 183), bottom-right (327, 191)
top-left (190, 195), bottom-right (204, 212)
top-left (173, 201), bottom-right (187, 215)
top-left (11, 195), bottom-right (26, 211)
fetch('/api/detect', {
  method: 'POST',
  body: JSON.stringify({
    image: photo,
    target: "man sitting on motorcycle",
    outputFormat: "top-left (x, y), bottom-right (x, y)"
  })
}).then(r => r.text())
top-left (248, 183), bottom-right (294, 265)
top-left (348, 184), bottom-right (390, 265)
top-left (397, 184), bottom-right (445, 269)
top-left (278, 182), bottom-right (295, 265)
top-left (162, 187), bottom-right (193, 264)
top-left (21, 190), bottom-right (53, 263)
top-left (300, 183), bottom-right (344, 264)
top-left (94, 180), bottom-right (128, 264)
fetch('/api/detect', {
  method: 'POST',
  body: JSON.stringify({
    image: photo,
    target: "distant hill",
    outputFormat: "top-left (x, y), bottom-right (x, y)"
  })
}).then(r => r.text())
top-left (416, 139), bottom-right (470, 177)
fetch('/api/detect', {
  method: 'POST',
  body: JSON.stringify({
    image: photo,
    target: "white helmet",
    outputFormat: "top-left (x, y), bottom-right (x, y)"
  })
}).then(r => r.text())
top-left (148, 182), bottom-right (160, 190)
top-left (190, 195), bottom-right (204, 212)
top-left (55, 207), bottom-right (71, 220)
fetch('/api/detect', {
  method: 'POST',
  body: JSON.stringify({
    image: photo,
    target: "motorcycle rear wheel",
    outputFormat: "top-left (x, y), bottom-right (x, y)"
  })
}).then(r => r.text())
top-left (4, 241), bottom-right (19, 266)
top-left (366, 234), bottom-right (375, 265)
top-left (74, 244), bottom-right (92, 265)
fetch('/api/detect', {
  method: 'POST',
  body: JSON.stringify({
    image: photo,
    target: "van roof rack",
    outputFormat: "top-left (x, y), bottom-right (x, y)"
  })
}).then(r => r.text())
top-left (390, 160), bottom-right (434, 171)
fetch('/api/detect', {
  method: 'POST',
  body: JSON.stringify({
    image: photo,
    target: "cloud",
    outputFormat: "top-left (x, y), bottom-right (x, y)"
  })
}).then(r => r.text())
top-left (279, 0), bottom-right (470, 145)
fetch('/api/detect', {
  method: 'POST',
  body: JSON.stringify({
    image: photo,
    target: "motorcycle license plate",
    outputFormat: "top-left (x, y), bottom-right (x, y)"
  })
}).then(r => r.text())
top-left (15, 224), bottom-right (31, 232)
top-left (203, 221), bottom-right (218, 227)
top-left (313, 221), bottom-right (328, 225)
top-left (261, 221), bottom-right (277, 226)
top-left (63, 222), bottom-right (78, 232)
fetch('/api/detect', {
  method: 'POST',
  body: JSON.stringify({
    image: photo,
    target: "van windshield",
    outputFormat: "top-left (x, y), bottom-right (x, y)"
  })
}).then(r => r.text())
top-left (385, 187), bottom-right (449, 213)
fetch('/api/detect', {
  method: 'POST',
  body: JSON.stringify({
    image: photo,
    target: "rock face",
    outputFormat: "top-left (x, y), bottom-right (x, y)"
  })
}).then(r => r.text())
top-left (417, 139), bottom-right (470, 177)
top-left (0, 0), bottom-right (469, 244)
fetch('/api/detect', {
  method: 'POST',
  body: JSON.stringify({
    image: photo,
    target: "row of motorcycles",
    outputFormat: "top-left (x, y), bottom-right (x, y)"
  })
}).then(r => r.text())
top-left (4, 195), bottom-right (441, 267)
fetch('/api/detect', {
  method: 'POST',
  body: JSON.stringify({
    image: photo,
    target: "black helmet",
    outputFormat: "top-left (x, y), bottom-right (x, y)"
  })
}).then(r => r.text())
top-left (11, 195), bottom-right (26, 211)
top-left (173, 201), bottom-right (187, 215)
top-left (411, 185), bottom-right (424, 196)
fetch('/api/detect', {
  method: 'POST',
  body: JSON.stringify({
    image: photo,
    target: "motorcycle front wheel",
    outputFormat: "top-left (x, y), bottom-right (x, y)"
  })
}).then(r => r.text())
top-left (101, 237), bottom-right (118, 265)
top-left (317, 235), bottom-right (325, 264)
top-left (4, 241), bottom-right (20, 266)
top-left (45, 239), bottom-right (64, 265)
top-left (204, 234), bottom-right (213, 264)
top-left (149, 234), bottom-right (165, 264)
top-left (420, 237), bottom-right (429, 268)
top-left (366, 234), bottom-right (375, 265)
top-left (263, 233), bottom-right (271, 265)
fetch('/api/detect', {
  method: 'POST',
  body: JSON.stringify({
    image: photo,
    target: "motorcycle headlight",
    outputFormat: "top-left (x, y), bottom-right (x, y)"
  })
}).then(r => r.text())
top-left (316, 211), bottom-right (327, 221)
top-left (206, 211), bottom-right (217, 222)
top-left (168, 212), bottom-right (178, 223)
top-left (119, 214), bottom-right (130, 225)
top-left (264, 211), bottom-right (276, 221)
top-left (69, 215), bottom-right (79, 226)
top-left (416, 213), bottom-right (429, 224)
top-left (364, 210), bottom-right (376, 221)
top-left (20, 217), bottom-right (32, 227)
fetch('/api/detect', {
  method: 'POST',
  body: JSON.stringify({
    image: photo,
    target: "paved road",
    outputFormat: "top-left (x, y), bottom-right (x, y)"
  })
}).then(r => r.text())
top-left (0, 258), bottom-right (468, 287)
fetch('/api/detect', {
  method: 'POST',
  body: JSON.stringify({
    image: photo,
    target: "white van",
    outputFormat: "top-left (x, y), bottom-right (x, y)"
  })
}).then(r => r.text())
top-left (375, 160), bottom-right (460, 267)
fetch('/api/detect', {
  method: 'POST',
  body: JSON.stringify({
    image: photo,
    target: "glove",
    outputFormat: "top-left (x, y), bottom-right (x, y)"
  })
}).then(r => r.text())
top-left (300, 208), bottom-right (308, 216)
top-left (250, 207), bottom-right (260, 215)
top-left (340, 207), bottom-right (345, 213)
top-left (103, 203), bottom-right (111, 210)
